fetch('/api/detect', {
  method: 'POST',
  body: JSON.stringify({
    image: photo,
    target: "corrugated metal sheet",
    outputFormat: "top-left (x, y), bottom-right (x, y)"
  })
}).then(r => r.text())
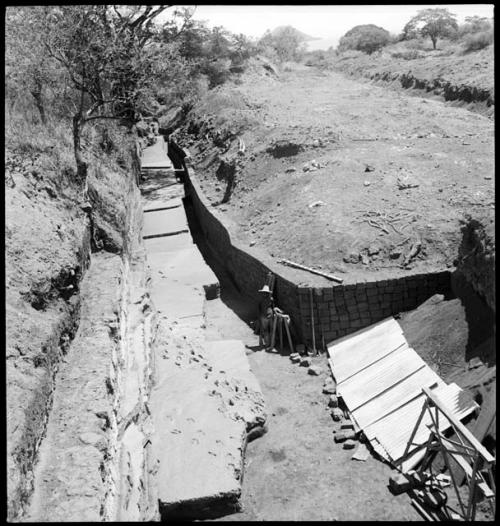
top-left (328, 317), bottom-right (478, 464)
top-left (328, 318), bottom-right (406, 383)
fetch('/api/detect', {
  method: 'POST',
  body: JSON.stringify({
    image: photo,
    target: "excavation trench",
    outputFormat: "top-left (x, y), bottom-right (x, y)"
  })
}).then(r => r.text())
top-left (174, 164), bottom-right (424, 521)
top-left (170, 141), bottom-right (495, 520)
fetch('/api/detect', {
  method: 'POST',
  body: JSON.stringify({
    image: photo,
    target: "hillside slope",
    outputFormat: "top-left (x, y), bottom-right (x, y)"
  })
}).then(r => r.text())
top-left (173, 61), bottom-right (494, 287)
top-left (321, 40), bottom-right (494, 117)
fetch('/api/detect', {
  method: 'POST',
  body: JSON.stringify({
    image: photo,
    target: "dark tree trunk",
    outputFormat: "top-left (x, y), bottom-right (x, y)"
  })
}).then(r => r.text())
top-left (72, 113), bottom-right (88, 184)
top-left (31, 82), bottom-right (46, 125)
top-left (431, 36), bottom-right (437, 49)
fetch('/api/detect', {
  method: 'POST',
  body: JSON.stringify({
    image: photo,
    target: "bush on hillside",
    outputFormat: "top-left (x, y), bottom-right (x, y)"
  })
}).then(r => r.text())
top-left (338, 24), bottom-right (391, 55)
top-left (257, 26), bottom-right (307, 63)
top-left (391, 49), bottom-right (424, 60)
top-left (458, 16), bottom-right (493, 37)
top-left (463, 30), bottom-right (493, 52)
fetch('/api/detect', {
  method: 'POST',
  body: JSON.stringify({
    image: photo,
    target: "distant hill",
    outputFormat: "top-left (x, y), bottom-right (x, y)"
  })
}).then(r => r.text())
top-left (268, 25), bottom-right (320, 42)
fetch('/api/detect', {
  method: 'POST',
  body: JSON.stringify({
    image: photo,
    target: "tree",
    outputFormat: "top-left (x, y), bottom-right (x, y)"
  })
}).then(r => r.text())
top-left (5, 7), bottom-right (62, 124)
top-left (403, 8), bottom-right (458, 49)
top-left (258, 26), bottom-right (306, 63)
top-left (459, 16), bottom-right (493, 36)
top-left (338, 24), bottom-right (391, 54)
top-left (39, 5), bottom-right (186, 185)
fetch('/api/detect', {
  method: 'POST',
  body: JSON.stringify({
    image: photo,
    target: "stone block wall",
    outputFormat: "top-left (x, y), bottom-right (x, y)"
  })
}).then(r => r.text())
top-left (184, 168), bottom-right (301, 332)
top-left (298, 272), bottom-right (451, 346)
top-left (183, 161), bottom-right (452, 347)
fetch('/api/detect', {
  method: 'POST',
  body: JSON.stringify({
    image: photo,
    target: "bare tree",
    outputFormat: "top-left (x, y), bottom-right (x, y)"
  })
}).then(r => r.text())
top-left (40, 5), bottom-right (187, 185)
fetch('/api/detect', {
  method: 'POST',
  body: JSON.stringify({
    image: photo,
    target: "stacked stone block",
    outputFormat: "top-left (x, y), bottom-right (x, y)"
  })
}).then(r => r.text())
top-left (185, 167), bottom-right (452, 347)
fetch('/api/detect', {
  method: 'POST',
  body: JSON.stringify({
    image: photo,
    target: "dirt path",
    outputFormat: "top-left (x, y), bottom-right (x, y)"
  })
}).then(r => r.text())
top-left (200, 243), bottom-right (422, 521)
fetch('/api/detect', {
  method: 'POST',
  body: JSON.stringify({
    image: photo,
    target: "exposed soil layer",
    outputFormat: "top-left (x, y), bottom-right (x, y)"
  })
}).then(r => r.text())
top-left (454, 213), bottom-right (495, 312)
top-left (6, 146), bottom-right (90, 519)
top-left (5, 126), bottom-right (143, 520)
top-left (172, 62), bottom-right (494, 287)
top-left (328, 44), bottom-right (494, 117)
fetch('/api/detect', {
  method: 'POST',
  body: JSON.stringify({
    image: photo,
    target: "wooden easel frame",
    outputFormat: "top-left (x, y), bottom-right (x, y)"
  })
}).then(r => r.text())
top-left (396, 387), bottom-right (496, 521)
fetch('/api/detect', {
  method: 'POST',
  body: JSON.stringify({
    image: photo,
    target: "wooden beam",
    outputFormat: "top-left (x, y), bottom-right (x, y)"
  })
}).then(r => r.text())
top-left (278, 258), bottom-right (343, 283)
top-left (422, 387), bottom-right (494, 464)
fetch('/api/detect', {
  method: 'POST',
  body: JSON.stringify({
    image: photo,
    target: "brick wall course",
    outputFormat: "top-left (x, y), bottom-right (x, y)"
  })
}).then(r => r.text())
top-left (184, 166), bottom-right (452, 348)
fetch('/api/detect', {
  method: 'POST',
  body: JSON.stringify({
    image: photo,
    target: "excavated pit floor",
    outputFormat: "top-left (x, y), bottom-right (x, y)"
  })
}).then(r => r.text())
top-left (140, 138), bottom-right (427, 521)
top-left (183, 206), bottom-right (424, 521)
top-left (140, 141), bottom-right (266, 520)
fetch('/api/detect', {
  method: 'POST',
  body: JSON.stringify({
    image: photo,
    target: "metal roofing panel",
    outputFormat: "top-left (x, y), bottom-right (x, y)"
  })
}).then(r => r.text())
top-left (328, 317), bottom-right (402, 360)
top-left (338, 346), bottom-right (425, 410)
top-left (327, 317), bottom-right (479, 465)
top-left (328, 319), bottom-right (406, 383)
top-left (363, 383), bottom-right (477, 462)
top-left (350, 366), bottom-right (444, 430)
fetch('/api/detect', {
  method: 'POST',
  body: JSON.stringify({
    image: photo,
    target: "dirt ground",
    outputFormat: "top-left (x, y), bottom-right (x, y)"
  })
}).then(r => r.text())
top-left (180, 62), bottom-right (494, 285)
top-left (179, 60), bottom-right (495, 519)
top-left (201, 253), bottom-right (422, 521)
top-left (197, 229), bottom-right (494, 521)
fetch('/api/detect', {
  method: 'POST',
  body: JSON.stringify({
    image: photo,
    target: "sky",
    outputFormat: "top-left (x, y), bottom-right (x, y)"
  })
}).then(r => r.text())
top-left (181, 4), bottom-right (494, 47)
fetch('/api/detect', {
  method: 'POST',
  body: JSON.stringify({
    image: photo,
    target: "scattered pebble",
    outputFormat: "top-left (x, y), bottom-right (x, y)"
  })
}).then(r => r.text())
top-left (328, 394), bottom-right (339, 408)
top-left (331, 407), bottom-right (344, 422)
top-left (308, 200), bottom-right (325, 209)
top-left (308, 365), bottom-right (322, 375)
top-left (343, 439), bottom-right (357, 450)
top-left (300, 357), bottom-right (311, 367)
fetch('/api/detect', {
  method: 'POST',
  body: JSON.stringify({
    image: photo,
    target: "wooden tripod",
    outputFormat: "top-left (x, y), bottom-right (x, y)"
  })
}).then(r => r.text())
top-left (397, 386), bottom-right (495, 521)
top-left (270, 308), bottom-right (294, 354)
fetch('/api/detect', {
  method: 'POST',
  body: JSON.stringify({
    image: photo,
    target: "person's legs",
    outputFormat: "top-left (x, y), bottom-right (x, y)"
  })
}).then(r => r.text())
top-left (259, 315), bottom-right (271, 349)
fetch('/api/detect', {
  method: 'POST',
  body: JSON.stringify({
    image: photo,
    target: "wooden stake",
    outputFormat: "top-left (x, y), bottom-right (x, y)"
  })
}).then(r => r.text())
top-left (278, 259), bottom-right (343, 283)
top-left (309, 289), bottom-right (316, 355)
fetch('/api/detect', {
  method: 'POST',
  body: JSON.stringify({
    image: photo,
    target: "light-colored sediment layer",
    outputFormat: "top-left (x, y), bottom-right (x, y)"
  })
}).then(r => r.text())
top-left (25, 253), bottom-right (123, 522)
top-left (142, 161), bottom-right (266, 519)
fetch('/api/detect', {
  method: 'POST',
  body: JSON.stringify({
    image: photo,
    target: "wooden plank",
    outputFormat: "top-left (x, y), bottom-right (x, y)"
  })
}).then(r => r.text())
top-left (423, 386), bottom-right (493, 463)
top-left (278, 258), bottom-right (343, 283)
top-left (438, 436), bottom-right (494, 499)
top-left (471, 383), bottom-right (496, 444)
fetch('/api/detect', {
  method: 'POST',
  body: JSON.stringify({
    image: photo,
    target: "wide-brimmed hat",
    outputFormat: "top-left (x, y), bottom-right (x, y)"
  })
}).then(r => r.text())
top-left (258, 284), bottom-right (271, 293)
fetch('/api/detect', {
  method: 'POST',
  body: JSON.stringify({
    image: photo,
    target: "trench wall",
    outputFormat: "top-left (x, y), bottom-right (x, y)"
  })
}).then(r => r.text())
top-left (183, 161), bottom-right (451, 347)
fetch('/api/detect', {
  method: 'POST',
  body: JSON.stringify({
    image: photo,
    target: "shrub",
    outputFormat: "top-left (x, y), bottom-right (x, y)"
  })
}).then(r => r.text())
top-left (463, 30), bottom-right (493, 51)
top-left (338, 24), bottom-right (391, 55)
top-left (391, 49), bottom-right (424, 60)
top-left (402, 38), bottom-right (428, 50)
